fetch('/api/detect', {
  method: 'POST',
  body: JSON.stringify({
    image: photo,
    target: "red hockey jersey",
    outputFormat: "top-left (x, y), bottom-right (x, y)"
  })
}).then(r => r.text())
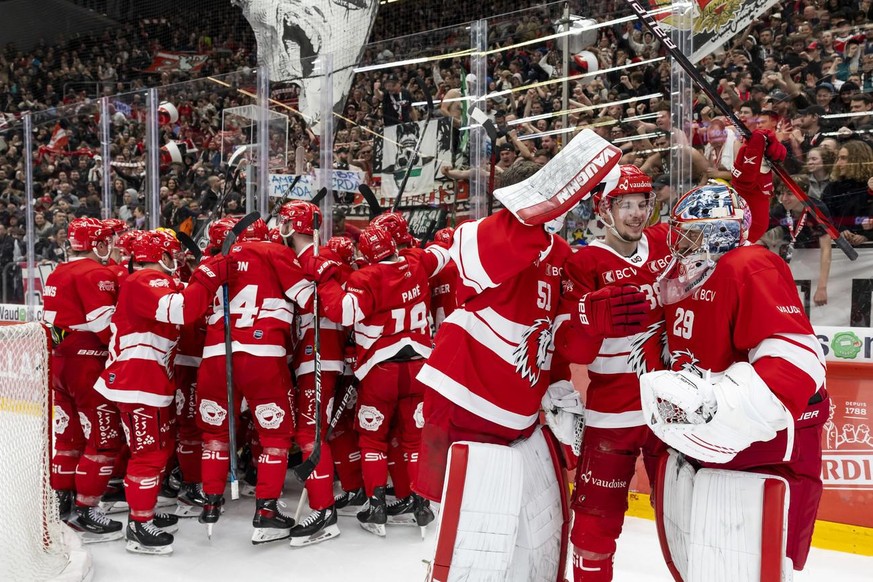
top-left (429, 258), bottom-right (458, 331)
top-left (317, 245), bottom-right (449, 380)
top-left (202, 241), bottom-right (312, 361)
top-left (417, 210), bottom-right (572, 431)
top-left (663, 244), bottom-right (826, 419)
top-left (293, 243), bottom-right (346, 377)
top-left (42, 257), bottom-right (118, 354)
top-left (555, 224), bottom-right (671, 429)
top-left (94, 267), bottom-right (215, 407)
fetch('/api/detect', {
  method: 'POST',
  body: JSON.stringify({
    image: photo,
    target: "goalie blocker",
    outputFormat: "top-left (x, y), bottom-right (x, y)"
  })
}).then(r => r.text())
top-left (428, 426), bottom-right (570, 582)
top-left (655, 449), bottom-right (791, 582)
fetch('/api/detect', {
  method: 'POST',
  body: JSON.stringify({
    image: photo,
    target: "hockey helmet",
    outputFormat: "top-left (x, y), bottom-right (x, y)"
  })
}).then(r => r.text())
top-left (132, 228), bottom-right (182, 265)
top-left (659, 183), bottom-right (750, 304)
top-left (327, 236), bottom-right (356, 265)
top-left (208, 216), bottom-right (238, 251)
top-left (237, 218), bottom-right (269, 243)
top-left (278, 201), bottom-right (321, 237)
top-left (371, 212), bottom-right (415, 246)
top-left (114, 230), bottom-right (142, 257)
top-left (102, 218), bottom-right (129, 236)
top-left (68, 218), bottom-right (113, 252)
top-left (594, 165), bottom-right (655, 213)
top-left (432, 227), bottom-right (455, 247)
top-left (358, 226), bottom-right (396, 264)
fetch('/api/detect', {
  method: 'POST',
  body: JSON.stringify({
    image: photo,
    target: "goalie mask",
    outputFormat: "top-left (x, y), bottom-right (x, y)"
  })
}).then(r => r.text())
top-left (594, 164), bottom-right (655, 244)
top-left (659, 183), bottom-right (750, 304)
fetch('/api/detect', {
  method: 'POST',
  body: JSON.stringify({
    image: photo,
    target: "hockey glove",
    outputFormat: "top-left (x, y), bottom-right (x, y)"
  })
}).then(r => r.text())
top-left (301, 254), bottom-right (342, 284)
top-left (577, 285), bottom-right (648, 338)
top-left (542, 380), bottom-right (585, 457)
top-left (757, 128), bottom-right (787, 163)
top-left (189, 254), bottom-right (237, 297)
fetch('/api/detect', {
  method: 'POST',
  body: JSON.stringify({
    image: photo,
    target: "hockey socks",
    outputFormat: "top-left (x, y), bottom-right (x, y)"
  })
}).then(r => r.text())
top-left (330, 431), bottom-right (363, 491)
top-left (75, 453), bottom-right (117, 507)
top-left (572, 551), bottom-right (614, 582)
top-left (255, 448), bottom-right (288, 500)
top-left (51, 449), bottom-right (80, 492)
top-left (361, 449), bottom-right (388, 497)
top-left (302, 443), bottom-right (335, 510)
top-left (200, 440), bottom-right (230, 497)
top-left (387, 443), bottom-right (411, 499)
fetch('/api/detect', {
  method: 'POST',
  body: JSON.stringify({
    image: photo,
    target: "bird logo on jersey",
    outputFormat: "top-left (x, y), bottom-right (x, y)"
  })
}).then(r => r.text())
top-left (670, 349), bottom-right (703, 377)
top-left (513, 318), bottom-right (553, 386)
top-left (628, 321), bottom-right (671, 378)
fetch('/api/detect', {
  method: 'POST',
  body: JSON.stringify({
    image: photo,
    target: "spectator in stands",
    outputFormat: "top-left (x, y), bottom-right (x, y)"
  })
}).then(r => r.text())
top-left (822, 140), bottom-right (873, 244)
top-left (806, 147), bottom-right (835, 200)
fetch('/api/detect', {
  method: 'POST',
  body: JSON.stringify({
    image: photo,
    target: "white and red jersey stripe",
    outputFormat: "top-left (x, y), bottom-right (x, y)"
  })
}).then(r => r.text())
top-left (554, 223), bottom-right (671, 429)
top-left (317, 245), bottom-right (448, 380)
top-left (663, 244), bottom-right (826, 421)
top-left (202, 241), bottom-right (312, 360)
top-left (417, 210), bottom-right (572, 431)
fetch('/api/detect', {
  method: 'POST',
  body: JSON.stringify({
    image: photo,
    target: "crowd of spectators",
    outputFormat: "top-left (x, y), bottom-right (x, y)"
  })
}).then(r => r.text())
top-left (0, 0), bottom-right (872, 305)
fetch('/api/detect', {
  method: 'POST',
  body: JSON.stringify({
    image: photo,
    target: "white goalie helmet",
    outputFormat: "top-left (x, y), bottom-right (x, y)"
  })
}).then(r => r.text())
top-left (659, 182), bottom-right (750, 304)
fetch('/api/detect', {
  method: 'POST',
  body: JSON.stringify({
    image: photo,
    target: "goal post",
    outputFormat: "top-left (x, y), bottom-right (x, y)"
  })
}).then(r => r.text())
top-left (0, 322), bottom-right (92, 582)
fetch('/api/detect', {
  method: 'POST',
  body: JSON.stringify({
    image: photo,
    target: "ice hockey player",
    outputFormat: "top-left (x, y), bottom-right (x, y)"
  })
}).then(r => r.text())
top-left (101, 218), bottom-right (131, 280)
top-left (196, 216), bottom-right (312, 545)
top-left (43, 217), bottom-right (124, 542)
top-left (307, 223), bottom-right (450, 537)
top-left (414, 129), bottom-right (641, 581)
top-left (554, 165), bottom-right (669, 582)
top-left (275, 201), bottom-right (347, 547)
top-left (426, 227), bottom-right (458, 331)
top-left (93, 228), bottom-right (235, 554)
top-left (640, 181), bottom-right (829, 581)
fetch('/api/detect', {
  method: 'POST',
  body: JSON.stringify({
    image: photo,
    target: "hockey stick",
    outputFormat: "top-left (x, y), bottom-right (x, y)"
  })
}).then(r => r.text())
top-left (358, 184), bottom-right (383, 219)
top-left (221, 211), bottom-right (260, 501)
top-left (623, 0), bottom-right (858, 261)
top-left (310, 187), bottom-right (329, 206)
top-left (176, 231), bottom-right (203, 263)
top-left (469, 108), bottom-right (499, 216)
top-left (393, 77), bottom-right (435, 212)
top-left (292, 382), bottom-right (356, 482)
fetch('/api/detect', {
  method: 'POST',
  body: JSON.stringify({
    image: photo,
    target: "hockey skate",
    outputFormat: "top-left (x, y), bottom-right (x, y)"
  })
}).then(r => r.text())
top-left (67, 505), bottom-right (124, 543)
top-left (155, 475), bottom-right (180, 509)
top-left (99, 480), bottom-right (129, 515)
top-left (386, 495), bottom-right (416, 526)
top-left (199, 494), bottom-right (224, 539)
top-left (175, 482), bottom-right (208, 518)
top-left (334, 487), bottom-right (367, 517)
top-left (126, 519), bottom-right (173, 555)
top-left (356, 486), bottom-right (387, 537)
top-left (56, 490), bottom-right (74, 522)
top-left (413, 495), bottom-right (435, 539)
top-left (289, 506), bottom-right (340, 547)
top-left (251, 498), bottom-right (295, 545)
top-left (152, 512), bottom-right (180, 534)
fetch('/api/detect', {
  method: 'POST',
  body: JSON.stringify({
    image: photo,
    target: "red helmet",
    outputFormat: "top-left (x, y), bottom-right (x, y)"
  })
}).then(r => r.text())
top-left (327, 236), bottom-right (355, 264)
top-left (371, 212), bottom-right (414, 245)
top-left (208, 217), bottom-right (238, 251)
top-left (432, 227), bottom-right (455, 247)
top-left (102, 218), bottom-right (128, 235)
top-left (68, 218), bottom-right (112, 251)
top-left (132, 229), bottom-right (181, 263)
top-left (268, 227), bottom-right (283, 245)
top-left (594, 164), bottom-right (654, 210)
top-left (358, 226), bottom-right (396, 264)
top-left (237, 218), bottom-right (268, 242)
top-left (115, 230), bottom-right (142, 257)
top-left (278, 201), bottom-right (321, 236)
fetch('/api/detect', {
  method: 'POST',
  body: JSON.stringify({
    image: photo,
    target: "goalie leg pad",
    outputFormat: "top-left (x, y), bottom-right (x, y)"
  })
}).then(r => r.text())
top-left (430, 427), bottom-right (566, 582)
top-left (656, 450), bottom-right (790, 582)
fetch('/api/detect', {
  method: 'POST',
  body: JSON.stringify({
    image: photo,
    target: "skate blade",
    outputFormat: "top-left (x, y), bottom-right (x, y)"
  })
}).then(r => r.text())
top-left (336, 505), bottom-right (367, 517)
top-left (358, 522), bottom-right (386, 537)
top-left (251, 527), bottom-right (292, 545)
top-left (157, 523), bottom-right (179, 535)
top-left (387, 515), bottom-right (417, 526)
top-left (288, 524), bottom-right (340, 547)
top-left (174, 502), bottom-right (204, 518)
top-left (70, 526), bottom-right (125, 544)
top-left (420, 525), bottom-right (427, 540)
top-left (99, 501), bottom-right (129, 515)
top-left (125, 540), bottom-right (173, 555)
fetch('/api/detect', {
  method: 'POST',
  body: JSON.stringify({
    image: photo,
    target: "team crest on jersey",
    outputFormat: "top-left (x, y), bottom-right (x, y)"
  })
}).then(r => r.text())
top-left (149, 278), bottom-right (170, 288)
top-left (358, 405), bottom-right (385, 431)
top-left (670, 349), bottom-right (703, 377)
top-left (199, 399), bottom-right (228, 426)
top-left (175, 389), bottom-right (185, 416)
top-left (53, 405), bottom-right (69, 435)
top-left (254, 330), bottom-right (264, 340)
top-left (78, 412), bottom-right (92, 440)
top-left (413, 402), bottom-right (425, 429)
top-left (255, 403), bottom-right (285, 429)
top-left (108, 373), bottom-right (116, 384)
top-left (628, 321), bottom-right (671, 378)
top-left (512, 318), bottom-right (552, 386)
top-left (97, 280), bottom-right (115, 292)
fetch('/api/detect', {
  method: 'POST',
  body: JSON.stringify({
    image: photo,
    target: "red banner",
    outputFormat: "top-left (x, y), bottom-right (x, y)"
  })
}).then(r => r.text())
top-left (144, 52), bottom-right (209, 74)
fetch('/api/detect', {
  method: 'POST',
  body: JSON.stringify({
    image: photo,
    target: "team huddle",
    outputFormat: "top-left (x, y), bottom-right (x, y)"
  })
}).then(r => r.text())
top-left (42, 128), bottom-right (828, 582)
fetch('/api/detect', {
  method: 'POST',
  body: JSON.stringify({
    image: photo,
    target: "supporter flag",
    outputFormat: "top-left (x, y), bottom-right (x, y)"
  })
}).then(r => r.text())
top-left (47, 122), bottom-right (69, 150)
top-left (375, 117), bottom-right (453, 202)
top-left (144, 51), bottom-right (209, 73)
top-left (650, 0), bottom-right (780, 64)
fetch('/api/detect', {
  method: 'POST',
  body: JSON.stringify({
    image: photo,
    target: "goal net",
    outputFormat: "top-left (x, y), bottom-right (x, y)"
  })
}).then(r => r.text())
top-left (0, 322), bottom-right (91, 581)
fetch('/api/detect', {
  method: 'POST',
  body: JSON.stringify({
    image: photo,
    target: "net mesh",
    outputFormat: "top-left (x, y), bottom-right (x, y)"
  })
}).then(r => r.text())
top-left (0, 323), bottom-right (71, 580)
